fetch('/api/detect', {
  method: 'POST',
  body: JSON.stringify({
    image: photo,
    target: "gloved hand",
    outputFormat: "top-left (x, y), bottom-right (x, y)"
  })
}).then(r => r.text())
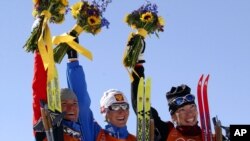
top-left (67, 31), bottom-right (79, 59)
top-left (137, 37), bottom-right (146, 64)
top-left (127, 34), bottom-right (146, 64)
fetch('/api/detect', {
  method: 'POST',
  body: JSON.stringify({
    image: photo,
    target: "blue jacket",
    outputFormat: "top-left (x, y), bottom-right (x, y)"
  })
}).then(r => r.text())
top-left (67, 61), bottom-right (133, 141)
top-left (67, 61), bottom-right (101, 141)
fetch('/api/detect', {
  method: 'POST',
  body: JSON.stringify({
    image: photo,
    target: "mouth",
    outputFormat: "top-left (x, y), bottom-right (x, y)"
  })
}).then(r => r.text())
top-left (116, 116), bottom-right (126, 121)
top-left (67, 112), bottom-right (75, 116)
top-left (65, 112), bottom-right (76, 119)
top-left (186, 118), bottom-right (194, 122)
top-left (185, 117), bottom-right (197, 125)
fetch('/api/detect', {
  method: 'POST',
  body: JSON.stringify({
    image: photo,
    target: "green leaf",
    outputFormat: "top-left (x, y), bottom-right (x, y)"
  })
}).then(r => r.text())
top-left (53, 43), bottom-right (69, 64)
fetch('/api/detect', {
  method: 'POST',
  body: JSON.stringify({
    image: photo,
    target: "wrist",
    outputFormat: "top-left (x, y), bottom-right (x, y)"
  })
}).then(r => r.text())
top-left (68, 58), bottom-right (78, 62)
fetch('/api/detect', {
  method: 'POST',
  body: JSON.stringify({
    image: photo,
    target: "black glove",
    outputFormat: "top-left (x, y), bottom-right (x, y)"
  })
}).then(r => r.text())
top-left (67, 30), bottom-right (79, 59)
top-left (137, 38), bottom-right (146, 64)
top-left (127, 34), bottom-right (146, 64)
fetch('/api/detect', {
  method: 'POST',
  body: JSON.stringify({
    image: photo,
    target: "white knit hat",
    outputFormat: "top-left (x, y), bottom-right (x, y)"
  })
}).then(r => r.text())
top-left (60, 88), bottom-right (77, 101)
top-left (100, 89), bottom-right (128, 116)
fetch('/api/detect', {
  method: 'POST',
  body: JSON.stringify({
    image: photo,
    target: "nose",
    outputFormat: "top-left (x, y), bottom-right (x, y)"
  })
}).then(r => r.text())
top-left (117, 108), bottom-right (128, 114)
top-left (67, 103), bottom-right (77, 110)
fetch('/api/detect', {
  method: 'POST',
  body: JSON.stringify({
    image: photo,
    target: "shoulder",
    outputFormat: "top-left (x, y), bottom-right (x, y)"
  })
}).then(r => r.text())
top-left (166, 121), bottom-right (174, 129)
top-left (128, 133), bottom-right (136, 140)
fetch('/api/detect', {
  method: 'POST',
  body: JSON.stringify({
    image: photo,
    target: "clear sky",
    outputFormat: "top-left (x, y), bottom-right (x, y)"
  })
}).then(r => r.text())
top-left (1, 0), bottom-right (250, 140)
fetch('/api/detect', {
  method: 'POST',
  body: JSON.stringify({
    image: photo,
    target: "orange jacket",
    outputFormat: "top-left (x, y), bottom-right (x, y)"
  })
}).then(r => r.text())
top-left (167, 128), bottom-right (202, 141)
top-left (96, 129), bottom-right (136, 141)
top-left (43, 134), bottom-right (80, 141)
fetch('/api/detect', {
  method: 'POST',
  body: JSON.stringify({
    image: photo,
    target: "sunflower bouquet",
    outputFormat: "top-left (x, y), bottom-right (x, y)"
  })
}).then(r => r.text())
top-left (53, 0), bottom-right (111, 63)
top-left (23, 0), bottom-right (68, 53)
top-left (123, 2), bottom-right (165, 69)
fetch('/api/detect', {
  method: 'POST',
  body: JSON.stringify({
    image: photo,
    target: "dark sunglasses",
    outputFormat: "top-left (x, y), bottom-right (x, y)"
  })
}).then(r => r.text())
top-left (170, 94), bottom-right (195, 106)
top-left (108, 103), bottom-right (129, 111)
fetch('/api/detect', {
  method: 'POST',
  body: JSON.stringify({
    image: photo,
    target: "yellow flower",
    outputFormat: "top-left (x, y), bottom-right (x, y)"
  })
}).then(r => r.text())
top-left (32, 0), bottom-right (38, 4)
top-left (32, 10), bottom-right (38, 17)
top-left (55, 17), bottom-right (65, 24)
top-left (124, 14), bottom-right (129, 23)
top-left (59, 7), bottom-right (66, 14)
top-left (131, 24), bottom-right (137, 29)
top-left (71, 2), bottom-right (83, 18)
top-left (60, 0), bottom-right (68, 6)
top-left (88, 16), bottom-right (101, 26)
top-left (94, 28), bottom-right (101, 34)
top-left (140, 12), bottom-right (153, 23)
top-left (158, 16), bottom-right (165, 26)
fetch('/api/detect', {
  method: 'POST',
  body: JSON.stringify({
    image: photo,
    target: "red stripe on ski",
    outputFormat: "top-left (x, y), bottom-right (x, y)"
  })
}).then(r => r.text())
top-left (203, 75), bottom-right (212, 141)
top-left (197, 74), bottom-right (206, 141)
top-left (197, 74), bottom-right (212, 141)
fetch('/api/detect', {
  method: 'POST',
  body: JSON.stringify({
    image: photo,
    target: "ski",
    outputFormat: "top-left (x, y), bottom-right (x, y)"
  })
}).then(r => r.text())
top-left (137, 77), bottom-right (144, 141)
top-left (137, 77), bottom-right (152, 141)
top-left (197, 75), bottom-right (206, 141)
top-left (144, 77), bottom-right (151, 141)
top-left (47, 68), bottom-right (61, 112)
top-left (203, 75), bottom-right (212, 141)
top-left (197, 74), bottom-right (212, 141)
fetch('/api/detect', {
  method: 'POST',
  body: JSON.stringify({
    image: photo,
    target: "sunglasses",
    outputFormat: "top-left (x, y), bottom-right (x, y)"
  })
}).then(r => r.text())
top-left (170, 94), bottom-right (195, 106)
top-left (108, 103), bottom-right (129, 111)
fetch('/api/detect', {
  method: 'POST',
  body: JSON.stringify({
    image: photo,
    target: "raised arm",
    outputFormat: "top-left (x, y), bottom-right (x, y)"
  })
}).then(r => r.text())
top-left (32, 51), bottom-right (48, 140)
top-left (131, 41), bottom-right (173, 141)
top-left (66, 38), bottom-right (101, 140)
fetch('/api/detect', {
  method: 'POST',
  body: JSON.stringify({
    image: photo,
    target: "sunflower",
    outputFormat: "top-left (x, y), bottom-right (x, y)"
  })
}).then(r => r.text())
top-left (88, 16), bottom-right (101, 26)
top-left (32, 0), bottom-right (38, 4)
top-left (140, 12), bottom-right (153, 23)
top-left (123, 2), bottom-right (165, 72)
top-left (59, 7), bottom-right (66, 14)
top-left (60, 0), bottom-right (68, 6)
top-left (71, 2), bottom-right (83, 18)
top-left (125, 2), bottom-right (164, 35)
top-left (158, 16), bottom-right (165, 26)
top-left (53, 0), bottom-right (111, 63)
top-left (24, 0), bottom-right (68, 53)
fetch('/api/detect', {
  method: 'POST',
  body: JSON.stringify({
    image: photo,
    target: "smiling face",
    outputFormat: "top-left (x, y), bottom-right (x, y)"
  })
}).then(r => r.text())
top-left (106, 103), bottom-right (129, 128)
top-left (61, 99), bottom-right (79, 122)
top-left (172, 104), bottom-right (198, 126)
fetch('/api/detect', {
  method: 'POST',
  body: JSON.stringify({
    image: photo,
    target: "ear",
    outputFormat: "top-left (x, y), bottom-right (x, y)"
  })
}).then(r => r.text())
top-left (171, 114), bottom-right (177, 122)
top-left (105, 114), bottom-right (110, 122)
top-left (100, 106), bottom-right (106, 114)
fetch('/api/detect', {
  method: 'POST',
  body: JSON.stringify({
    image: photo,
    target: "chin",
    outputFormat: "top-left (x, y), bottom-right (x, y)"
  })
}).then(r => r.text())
top-left (188, 121), bottom-right (198, 126)
top-left (117, 122), bottom-right (127, 128)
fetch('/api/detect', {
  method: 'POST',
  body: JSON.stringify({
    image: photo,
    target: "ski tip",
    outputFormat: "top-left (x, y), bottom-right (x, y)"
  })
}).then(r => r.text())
top-left (198, 74), bottom-right (204, 85)
top-left (199, 74), bottom-right (204, 80)
top-left (205, 74), bottom-right (210, 81)
top-left (139, 77), bottom-right (144, 80)
top-left (204, 74), bottom-right (210, 86)
top-left (146, 77), bottom-right (152, 82)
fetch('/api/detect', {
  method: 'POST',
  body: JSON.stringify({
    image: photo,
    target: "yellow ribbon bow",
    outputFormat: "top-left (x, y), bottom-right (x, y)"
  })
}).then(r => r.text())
top-left (37, 10), bottom-right (60, 111)
top-left (52, 24), bottom-right (93, 61)
top-left (37, 10), bottom-right (56, 82)
top-left (123, 28), bottom-right (148, 82)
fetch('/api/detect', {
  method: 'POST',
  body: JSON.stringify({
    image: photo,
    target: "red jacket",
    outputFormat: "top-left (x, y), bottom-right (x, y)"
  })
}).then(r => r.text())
top-left (32, 52), bottom-right (47, 126)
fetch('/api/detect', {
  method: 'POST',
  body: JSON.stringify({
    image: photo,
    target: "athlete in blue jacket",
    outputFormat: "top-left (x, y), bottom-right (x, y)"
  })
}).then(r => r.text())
top-left (66, 49), bottom-right (101, 141)
top-left (66, 42), bottom-right (135, 140)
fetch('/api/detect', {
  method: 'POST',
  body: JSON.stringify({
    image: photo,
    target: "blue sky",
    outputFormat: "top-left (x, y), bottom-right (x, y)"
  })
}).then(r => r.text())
top-left (1, 0), bottom-right (250, 140)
